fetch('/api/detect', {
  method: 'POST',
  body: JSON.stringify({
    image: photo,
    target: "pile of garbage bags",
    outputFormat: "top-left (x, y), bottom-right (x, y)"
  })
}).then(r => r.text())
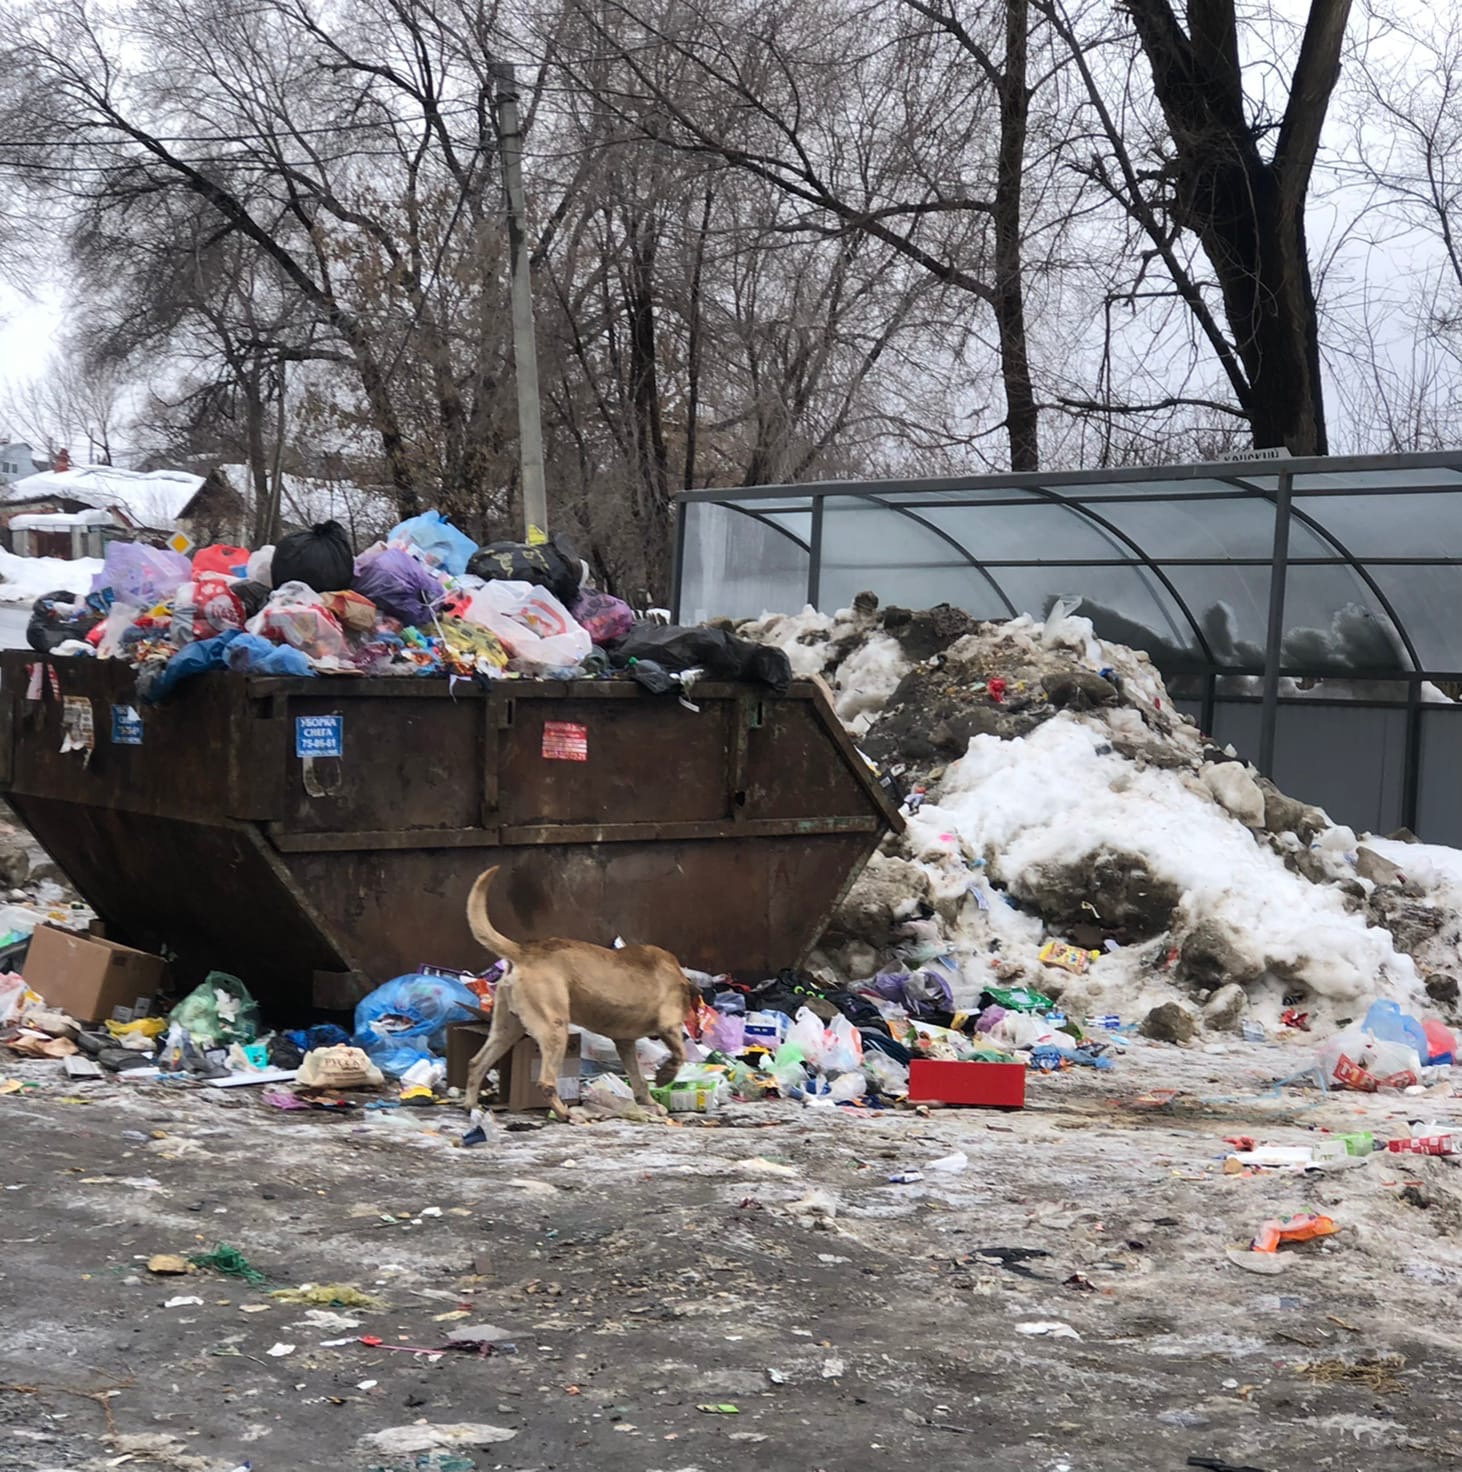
top-left (27, 512), bottom-right (791, 699)
top-left (1317, 1000), bottom-right (1456, 1092)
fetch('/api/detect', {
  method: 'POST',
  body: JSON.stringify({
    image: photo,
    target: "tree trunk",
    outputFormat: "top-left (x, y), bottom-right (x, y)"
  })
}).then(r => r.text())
top-left (1124, 0), bottom-right (1351, 456)
top-left (994, 0), bottom-right (1038, 470)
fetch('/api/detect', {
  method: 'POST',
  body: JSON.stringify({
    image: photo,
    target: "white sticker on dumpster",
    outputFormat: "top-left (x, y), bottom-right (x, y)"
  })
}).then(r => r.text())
top-left (296, 715), bottom-right (344, 759)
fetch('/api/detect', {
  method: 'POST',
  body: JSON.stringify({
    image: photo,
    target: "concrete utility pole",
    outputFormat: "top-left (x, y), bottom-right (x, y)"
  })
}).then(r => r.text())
top-left (490, 61), bottom-right (549, 542)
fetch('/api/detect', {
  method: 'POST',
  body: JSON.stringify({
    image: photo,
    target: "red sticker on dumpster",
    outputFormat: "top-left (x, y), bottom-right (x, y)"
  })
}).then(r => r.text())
top-left (542, 721), bottom-right (588, 762)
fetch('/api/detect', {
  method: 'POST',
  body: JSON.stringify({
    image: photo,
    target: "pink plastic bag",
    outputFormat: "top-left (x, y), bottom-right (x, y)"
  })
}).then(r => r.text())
top-left (570, 589), bottom-right (635, 646)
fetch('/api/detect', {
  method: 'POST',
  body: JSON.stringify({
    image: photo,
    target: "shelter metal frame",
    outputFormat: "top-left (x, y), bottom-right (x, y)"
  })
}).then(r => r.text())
top-left (673, 450), bottom-right (1462, 834)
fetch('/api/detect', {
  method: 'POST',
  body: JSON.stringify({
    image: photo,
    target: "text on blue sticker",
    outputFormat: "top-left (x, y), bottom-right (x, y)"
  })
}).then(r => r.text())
top-left (296, 714), bottom-right (344, 758)
top-left (111, 705), bottom-right (144, 746)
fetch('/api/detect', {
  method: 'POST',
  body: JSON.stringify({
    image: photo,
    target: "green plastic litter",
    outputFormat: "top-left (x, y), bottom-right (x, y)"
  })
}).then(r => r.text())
top-left (189, 1242), bottom-right (267, 1285)
top-left (982, 984), bottom-right (1055, 1013)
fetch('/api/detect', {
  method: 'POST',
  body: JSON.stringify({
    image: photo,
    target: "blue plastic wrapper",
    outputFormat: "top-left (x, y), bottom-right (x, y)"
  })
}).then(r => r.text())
top-left (352, 972), bottom-right (484, 1076)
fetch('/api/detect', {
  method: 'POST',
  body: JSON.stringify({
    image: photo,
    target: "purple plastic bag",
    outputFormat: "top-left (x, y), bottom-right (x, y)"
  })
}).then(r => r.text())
top-left (352, 548), bottom-right (445, 624)
top-left (570, 588), bottom-right (634, 646)
top-left (92, 543), bottom-right (191, 604)
top-left (869, 968), bottom-right (953, 1017)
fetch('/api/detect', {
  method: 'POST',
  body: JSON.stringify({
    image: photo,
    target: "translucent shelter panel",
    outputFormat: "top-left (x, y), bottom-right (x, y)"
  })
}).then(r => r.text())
top-left (904, 501), bottom-right (1132, 560)
top-left (1156, 564), bottom-right (1271, 666)
top-left (987, 565), bottom-right (1202, 667)
top-left (1092, 496), bottom-right (1332, 560)
top-left (1294, 491), bottom-right (1462, 558)
top-left (1365, 567), bottom-right (1462, 674)
top-left (816, 496), bottom-right (1014, 618)
top-left (1280, 566), bottom-right (1408, 673)
top-left (678, 501), bottom-right (809, 621)
top-left (1158, 564), bottom-right (1406, 672)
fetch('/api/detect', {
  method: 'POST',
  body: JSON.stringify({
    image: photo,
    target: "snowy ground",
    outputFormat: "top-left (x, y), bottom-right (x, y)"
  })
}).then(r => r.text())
top-left (4, 1041), bottom-right (1462, 1471)
top-left (0, 548), bottom-right (101, 605)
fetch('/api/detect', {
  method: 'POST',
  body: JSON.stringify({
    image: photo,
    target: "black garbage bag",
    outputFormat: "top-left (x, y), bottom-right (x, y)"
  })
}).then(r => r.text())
top-left (271, 520), bottom-right (353, 593)
top-left (611, 623), bottom-right (791, 694)
top-left (26, 590), bottom-right (102, 654)
top-left (466, 538), bottom-right (581, 607)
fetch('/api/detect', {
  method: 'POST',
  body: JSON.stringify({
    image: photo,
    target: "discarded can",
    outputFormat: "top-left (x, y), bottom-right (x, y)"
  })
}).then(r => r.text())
top-left (1091, 1014), bottom-right (1122, 1030)
top-left (888, 1170), bottom-right (925, 1184)
top-left (1241, 1020), bottom-right (1267, 1043)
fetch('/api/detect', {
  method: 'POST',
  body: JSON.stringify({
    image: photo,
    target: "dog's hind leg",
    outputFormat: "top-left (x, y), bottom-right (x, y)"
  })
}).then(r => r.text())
top-left (614, 1038), bottom-right (654, 1107)
top-left (463, 1004), bottom-right (526, 1111)
top-left (533, 1024), bottom-right (572, 1121)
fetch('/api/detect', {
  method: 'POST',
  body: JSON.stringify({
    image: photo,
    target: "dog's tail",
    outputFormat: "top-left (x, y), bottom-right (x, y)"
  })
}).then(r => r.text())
top-left (466, 866), bottom-right (522, 962)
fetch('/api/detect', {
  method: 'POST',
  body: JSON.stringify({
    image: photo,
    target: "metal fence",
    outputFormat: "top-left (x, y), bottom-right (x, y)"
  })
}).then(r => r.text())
top-left (673, 451), bottom-right (1462, 845)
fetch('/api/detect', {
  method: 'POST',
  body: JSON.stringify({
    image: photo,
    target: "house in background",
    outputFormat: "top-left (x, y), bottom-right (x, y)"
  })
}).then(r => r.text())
top-left (0, 450), bottom-right (205, 558)
top-left (0, 442), bottom-right (46, 486)
top-left (177, 463), bottom-right (398, 551)
top-left (9, 508), bottom-right (117, 559)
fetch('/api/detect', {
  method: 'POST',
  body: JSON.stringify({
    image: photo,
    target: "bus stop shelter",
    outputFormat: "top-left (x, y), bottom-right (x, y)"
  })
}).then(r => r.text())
top-left (673, 451), bottom-right (1462, 845)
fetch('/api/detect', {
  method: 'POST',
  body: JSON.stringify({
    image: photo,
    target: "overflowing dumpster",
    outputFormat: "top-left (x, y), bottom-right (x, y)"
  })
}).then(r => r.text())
top-left (0, 654), bottom-right (902, 1006)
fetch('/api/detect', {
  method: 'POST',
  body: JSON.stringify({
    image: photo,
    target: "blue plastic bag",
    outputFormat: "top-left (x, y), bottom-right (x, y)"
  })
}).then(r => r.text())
top-left (352, 972), bottom-right (483, 1077)
top-left (1362, 999), bottom-right (1428, 1060)
top-left (388, 510), bottom-right (477, 577)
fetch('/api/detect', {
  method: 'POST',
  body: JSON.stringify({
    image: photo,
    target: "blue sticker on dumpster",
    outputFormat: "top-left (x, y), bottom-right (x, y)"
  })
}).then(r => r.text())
top-left (111, 705), bottom-right (144, 746)
top-left (296, 714), bottom-right (344, 759)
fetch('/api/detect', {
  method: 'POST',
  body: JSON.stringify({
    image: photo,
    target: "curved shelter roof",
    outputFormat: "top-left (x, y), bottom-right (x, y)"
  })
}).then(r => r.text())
top-left (674, 451), bottom-right (1462, 681)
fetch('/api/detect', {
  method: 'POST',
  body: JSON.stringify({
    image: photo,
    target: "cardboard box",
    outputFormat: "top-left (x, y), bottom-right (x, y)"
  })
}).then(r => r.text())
top-left (445, 1021), bottom-right (581, 1110)
top-left (907, 1059), bottom-right (1026, 1109)
top-left (22, 925), bottom-right (169, 1024)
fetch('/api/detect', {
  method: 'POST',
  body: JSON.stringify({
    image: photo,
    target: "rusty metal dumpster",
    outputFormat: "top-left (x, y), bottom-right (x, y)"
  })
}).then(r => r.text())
top-left (0, 655), bottom-right (901, 1005)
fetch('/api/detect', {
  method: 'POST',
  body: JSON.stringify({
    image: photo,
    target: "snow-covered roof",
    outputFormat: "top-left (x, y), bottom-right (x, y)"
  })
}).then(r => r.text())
top-left (210, 463), bottom-right (397, 544)
top-left (9, 509), bottom-right (117, 530)
top-left (4, 464), bottom-right (203, 530)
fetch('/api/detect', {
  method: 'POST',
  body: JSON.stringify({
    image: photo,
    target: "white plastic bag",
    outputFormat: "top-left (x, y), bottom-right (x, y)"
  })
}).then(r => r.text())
top-left (823, 1014), bottom-right (864, 1072)
top-left (788, 1007), bottom-right (827, 1069)
top-left (457, 580), bottom-right (591, 671)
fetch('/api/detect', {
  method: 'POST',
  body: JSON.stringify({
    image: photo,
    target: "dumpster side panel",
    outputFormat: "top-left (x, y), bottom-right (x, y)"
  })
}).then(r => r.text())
top-left (287, 832), bottom-right (879, 981)
top-left (2, 797), bottom-right (351, 984)
top-left (4, 661), bottom-right (237, 820)
top-left (281, 693), bottom-right (485, 833)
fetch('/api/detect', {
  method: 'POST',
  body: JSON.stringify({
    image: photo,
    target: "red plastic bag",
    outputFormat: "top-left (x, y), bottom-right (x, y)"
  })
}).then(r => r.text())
top-left (193, 544), bottom-right (252, 579)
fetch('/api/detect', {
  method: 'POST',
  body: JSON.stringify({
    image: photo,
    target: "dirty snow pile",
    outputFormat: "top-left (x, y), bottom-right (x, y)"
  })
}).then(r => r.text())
top-left (0, 548), bottom-right (102, 604)
top-left (739, 599), bottom-right (1458, 1035)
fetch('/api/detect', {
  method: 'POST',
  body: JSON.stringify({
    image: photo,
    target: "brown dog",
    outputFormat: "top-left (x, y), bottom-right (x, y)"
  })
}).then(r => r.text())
top-left (462, 867), bottom-right (693, 1118)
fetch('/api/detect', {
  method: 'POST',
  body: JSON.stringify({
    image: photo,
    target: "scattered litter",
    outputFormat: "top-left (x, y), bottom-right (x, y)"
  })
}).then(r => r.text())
top-left (697, 1404), bottom-right (740, 1414)
top-left (163, 1295), bottom-right (204, 1308)
top-left (1016, 1321), bottom-right (1080, 1340)
top-left (360, 1424), bottom-right (518, 1453)
top-left (270, 1283), bottom-right (383, 1310)
top-left (190, 1243), bottom-right (267, 1285)
top-left (821, 1357), bottom-right (846, 1378)
top-left (147, 1255), bottom-right (191, 1276)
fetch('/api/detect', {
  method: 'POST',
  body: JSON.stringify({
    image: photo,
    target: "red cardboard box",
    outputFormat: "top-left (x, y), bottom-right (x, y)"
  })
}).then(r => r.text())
top-left (908, 1059), bottom-right (1026, 1109)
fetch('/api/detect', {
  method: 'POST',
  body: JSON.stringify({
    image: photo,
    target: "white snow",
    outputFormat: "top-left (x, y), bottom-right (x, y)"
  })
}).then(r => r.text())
top-left (0, 548), bottom-right (103, 603)
top-left (744, 598), bottom-right (1445, 1031)
top-left (927, 716), bottom-right (1422, 1019)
